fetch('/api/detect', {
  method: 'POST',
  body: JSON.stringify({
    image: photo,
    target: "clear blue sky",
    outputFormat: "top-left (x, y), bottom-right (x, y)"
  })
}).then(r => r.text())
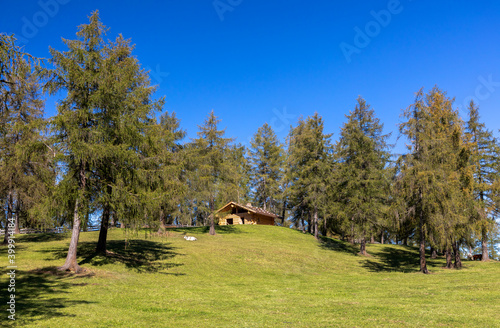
top-left (2, 0), bottom-right (500, 153)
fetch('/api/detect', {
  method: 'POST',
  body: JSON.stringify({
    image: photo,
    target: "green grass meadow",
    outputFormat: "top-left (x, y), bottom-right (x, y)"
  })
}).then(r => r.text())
top-left (1, 225), bottom-right (499, 327)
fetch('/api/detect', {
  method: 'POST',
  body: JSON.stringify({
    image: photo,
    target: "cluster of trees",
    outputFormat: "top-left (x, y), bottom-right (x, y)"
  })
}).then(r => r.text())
top-left (1, 12), bottom-right (499, 273)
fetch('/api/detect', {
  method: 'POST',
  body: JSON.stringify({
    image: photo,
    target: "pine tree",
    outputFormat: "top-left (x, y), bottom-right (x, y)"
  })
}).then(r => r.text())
top-left (335, 97), bottom-right (391, 255)
top-left (248, 123), bottom-right (284, 213)
top-left (287, 113), bottom-right (332, 240)
top-left (465, 101), bottom-right (500, 261)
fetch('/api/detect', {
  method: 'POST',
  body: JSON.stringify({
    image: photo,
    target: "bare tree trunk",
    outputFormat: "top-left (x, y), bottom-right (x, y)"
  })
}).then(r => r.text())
top-left (419, 208), bottom-right (429, 274)
top-left (445, 246), bottom-right (454, 269)
top-left (3, 190), bottom-right (14, 244)
top-left (96, 202), bottom-right (110, 254)
top-left (158, 207), bottom-right (166, 233)
top-left (360, 235), bottom-right (367, 256)
top-left (58, 198), bottom-right (83, 273)
top-left (14, 196), bottom-right (20, 234)
top-left (3, 209), bottom-right (9, 244)
top-left (370, 234), bottom-right (375, 244)
top-left (431, 247), bottom-right (437, 259)
top-left (313, 208), bottom-right (318, 240)
top-left (301, 218), bottom-right (305, 233)
top-left (453, 241), bottom-right (462, 269)
top-left (481, 227), bottom-right (490, 261)
top-left (59, 163), bottom-right (86, 273)
top-left (350, 221), bottom-right (355, 244)
top-left (380, 231), bottom-right (384, 244)
top-left (209, 199), bottom-right (216, 236)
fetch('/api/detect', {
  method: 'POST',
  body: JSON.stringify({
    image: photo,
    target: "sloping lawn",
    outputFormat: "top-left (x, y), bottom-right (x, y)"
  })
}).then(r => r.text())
top-left (1, 225), bottom-right (499, 327)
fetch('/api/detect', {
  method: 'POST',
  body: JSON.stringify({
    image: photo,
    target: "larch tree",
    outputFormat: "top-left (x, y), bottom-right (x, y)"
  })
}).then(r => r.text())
top-left (45, 12), bottom-right (105, 272)
top-left (0, 34), bottom-right (48, 242)
top-left (190, 110), bottom-right (233, 235)
top-left (93, 31), bottom-right (162, 253)
top-left (335, 97), bottom-right (391, 255)
top-left (287, 113), bottom-right (332, 240)
top-left (398, 87), bottom-right (470, 273)
top-left (148, 111), bottom-right (186, 232)
top-left (248, 123), bottom-right (284, 213)
top-left (45, 11), bottom-right (161, 269)
top-left (465, 100), bottom-right (500, 261)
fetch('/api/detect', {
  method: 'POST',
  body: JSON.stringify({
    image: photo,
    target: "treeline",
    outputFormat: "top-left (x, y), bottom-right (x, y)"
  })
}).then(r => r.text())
top-left (1, 12), bottom-right (499, 273)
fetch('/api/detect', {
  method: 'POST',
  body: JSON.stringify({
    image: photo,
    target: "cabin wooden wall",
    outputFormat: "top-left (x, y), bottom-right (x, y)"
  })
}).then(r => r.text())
top-left (218, 213), bottom-right (275, 226)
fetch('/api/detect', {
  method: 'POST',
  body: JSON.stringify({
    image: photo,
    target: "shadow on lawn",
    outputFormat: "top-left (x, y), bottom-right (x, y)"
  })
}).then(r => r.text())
top-left (318, 236), bottom-right (359, 255)
top-left (1, 267), bottom-right (94, 326)
top-left (167, 225), bottom-right (246, 235)
top-left (362, 246), bottom-right (442, 273)
top-left (43, 239), bottom-right (184, 274)
top-left (18, 232), bottom-right (70, 243)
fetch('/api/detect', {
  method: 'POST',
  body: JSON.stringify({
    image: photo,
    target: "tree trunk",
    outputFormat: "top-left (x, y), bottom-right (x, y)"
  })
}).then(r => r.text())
top-left (403, 237), bottom-right (408, 246)
top-left (313, 208), bottom-right (318, 240)
top-left (370, 234), bottom-right (375, 244)
top-left (59, 163), bottom-right (86, 273)
top-left (158, 207), bottom-right (166, 233)
top-left (431, 247), bottom-right (437, 259)
top-left (481, 227), bottom-right (490, 261)
top-left (209, 199), bottom-right (216, 235)
top-left (3, 213), bottom-right (9, 245)
top-left (380, 231), bottom-right (384, 244)
top-left (209, 215), bottom-right (215, 235)
top-left (360, 236), bottom-right (367, 256)
top-left (58, 198), bottom-right (83, 273)
top-left (14, 196), bottom-right (20, 234)
top-left (419, 208), bottom-right (429, 274)
top-left (3, 190), bottom-right (14, 244)
top-left (96, 202), bottom-right (110, 254)
top-left (453, 241), bottom-right (462, 269)
top-left (445, 247), bottom-right (454, 269)
top-left (350, 221), bottom-right (355, 244)
top-left (301, 219), bottom-right (305, 233)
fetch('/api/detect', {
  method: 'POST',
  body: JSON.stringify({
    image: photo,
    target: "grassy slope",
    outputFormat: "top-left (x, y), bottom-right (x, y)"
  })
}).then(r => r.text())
top-left (1, 225), bottom-right (499, 327)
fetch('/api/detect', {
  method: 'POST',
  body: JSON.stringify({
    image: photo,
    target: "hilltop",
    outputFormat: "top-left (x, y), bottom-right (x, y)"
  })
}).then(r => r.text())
top-left (1, 225), bottom-right (499, 327)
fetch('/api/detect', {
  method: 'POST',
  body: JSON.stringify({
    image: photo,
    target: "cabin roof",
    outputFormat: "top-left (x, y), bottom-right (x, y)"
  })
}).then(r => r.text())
top-left (216, 201), bottom-right (281, 219)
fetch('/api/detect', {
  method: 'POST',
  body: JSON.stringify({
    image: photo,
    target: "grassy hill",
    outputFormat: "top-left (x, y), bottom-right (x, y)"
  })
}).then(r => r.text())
top-left (1, 225), bottom-right (499, 327)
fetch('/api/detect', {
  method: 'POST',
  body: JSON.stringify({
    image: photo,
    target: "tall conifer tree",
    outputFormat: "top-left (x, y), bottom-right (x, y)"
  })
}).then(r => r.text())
top-left (191, 111), bottom-right (233, 235)
top-left (465, 101), bottom-right (500, 261)
top-left (335, 97), bottom-right (390, 255)
top-left (248, 123), bottom-right (284, 213)
top-left (287, 113), bottom-right (332, 239)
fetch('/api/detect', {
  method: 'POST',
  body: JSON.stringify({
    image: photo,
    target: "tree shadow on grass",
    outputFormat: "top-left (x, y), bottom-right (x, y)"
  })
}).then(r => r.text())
top-left (1, 267), bottom-right (94, 326)
top-left (18, 232), bottom-right (70, 243)
top-left (362, 246), bottom-right (443, 273)
top-left (318, 236), bottom-right (359, 255)
top-left (168, 225), bottom-right (246, 235)
top-left (42, 239), bottom-right (185, 274)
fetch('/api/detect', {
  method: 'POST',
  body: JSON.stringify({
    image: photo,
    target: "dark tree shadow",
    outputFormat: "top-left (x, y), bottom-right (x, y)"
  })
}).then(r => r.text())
top-left (0, 268), bottom-right (94, 326)
top-left (318, 236), bottom-right (359, 255)
top-left (18, 232), bottom-right (70, 243)
top-left (167, 225), bottom-right (246, 235)
top-left (42, 240), bottom-right (184, 274)
top-left (362, 246), bottom-right (442, 273)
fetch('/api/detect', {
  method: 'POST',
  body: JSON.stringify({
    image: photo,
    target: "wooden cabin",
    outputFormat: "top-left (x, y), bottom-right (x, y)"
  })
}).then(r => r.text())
top-left (216, 201), bottom-right (282, 226)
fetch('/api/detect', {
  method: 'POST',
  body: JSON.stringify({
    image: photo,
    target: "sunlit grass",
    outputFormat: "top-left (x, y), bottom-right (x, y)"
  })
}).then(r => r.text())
top-left (1, 225), bottom-right (499, 327)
